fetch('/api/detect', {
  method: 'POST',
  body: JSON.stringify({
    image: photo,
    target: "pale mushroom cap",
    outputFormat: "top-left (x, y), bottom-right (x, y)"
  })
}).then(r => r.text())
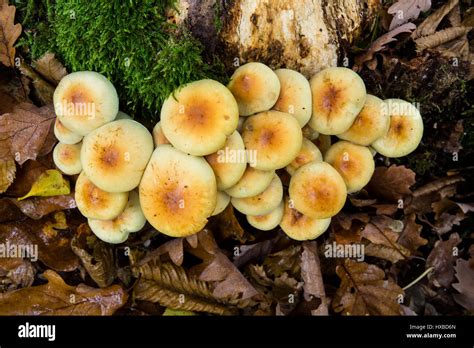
top-left (280, 197), bottom-right (331, 241)
top-left (54, 71), bottom-right (119, 136)
top-left (53, 142), bottom-right (83, 175)
top-left (152, 121), bottom-right (170, 147)
top-left (371, 99), bottom-right (424, 158)
top-left (161, 79), bottom-right (239, 156)
top-left (231, 174), bottom-right (283, 215)
top-left (225, 165), bottom-right (275, 198)
top-left (246, 200), bottom-right (284, 231)
top-left (286, 138), bottom-right (323, 176)
top-left (242, 111), bottom-right (303, 170)
top-left (309, 67), bottom-right (366, 135)
top-left (211, 191), bottom-right (231, 216)
top-left (312, 134), bottom-right (332, 156)
top-left (302, 125), bottom-right (319, 140)
top-left (139, 145), bottom-right (217, 237)
top-left (324, 141), bottom-right (375, 193)
top-left (205, 130), bottom-right (247, 190)
top-left (338, 94), bottom-right (390, 145)
top-left (289, 161), bottom-right (347, 219)
top-left (273, 68), bottom-right (312, 127)
top-left (81, 119), bottom-right (154, 192)
top-left (116, 111), bottom-right (132, 120)
top-left (54, 118), bottom-right (83, 144)
top-left (88, 191), bottom-right (146, 244)
top-left (75, 171), bottom-right (128, 220)
top-left (228, 62), bottom-right (280, 116)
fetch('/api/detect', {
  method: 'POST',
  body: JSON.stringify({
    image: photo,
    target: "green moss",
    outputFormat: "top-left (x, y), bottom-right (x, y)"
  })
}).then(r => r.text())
top-left (17, 0), bottom-right (226, 125)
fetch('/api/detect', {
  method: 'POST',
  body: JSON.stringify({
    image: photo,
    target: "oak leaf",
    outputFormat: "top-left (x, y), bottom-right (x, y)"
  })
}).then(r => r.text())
top-left (426, 232), bottom-right (461, 288)
top-left (33, 52), bottom-right (68, 85)
top-left (0, 1), bottom-right (21, 67)
top-left (397, 213), bottom-right (428, 253)
top-left (452, 257), bottom-right (474, 311)
top-left (0, 157), bottom-right (15, 193)
top-left (367, 165), bottom-right (416, 202)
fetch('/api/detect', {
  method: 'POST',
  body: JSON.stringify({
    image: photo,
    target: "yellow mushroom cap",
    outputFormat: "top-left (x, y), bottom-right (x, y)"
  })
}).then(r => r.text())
top-left (231, 174), bottom-right (283, 215)
top-left (280, 197), bottom-right (331, 241)
top-left (324, 140), bottom-right (375, 193)
top-left (242, 111), bottom-right (303, 171)
top-left (273, 68), bottom-right (312, 127)
top-left (75, 171), bottom-right (128, 220)
top-left (54, 71), bottom-right (119, 136)
top-left (371, 99), bottom-right (424, 158)
top-left (225, 165), bottom-right (275, 198)
top-left (286, 138), bottom-right (323, 176)
top-left (115, 111), bottom-right (132, 120)
top-left (88, 190), bottom-right (146, 244)
top-left (81, 119), bottom-right (154, 193)
top-left (160, 79), bottom-right (239, 156)
top-left (338, 94), bottom-right (390, 146)
top-left (309, 67), bottom-right (366, 135)
top-left (289, 161), bottom-right (347, 219)
top-left (54, 118), bottom-right (83, 145)
top-left (53, 142), bottom-right (83, 175)
top-left (246, 200), bottom-right (284, 231)
top-left (312, 134), bottom-right (332, 156)
top-left (211, 191), bottom-right (231, 216)
top-left (302, 125), bottom-right (319, 140)
top-left (228, 62), bottom-right (280, 116)
top-left (152, 121), bottom-right (170, 147)
top-left (205, 130), bottom-right (247, 190)
top-left (139, 144), bottom-right (217, 237)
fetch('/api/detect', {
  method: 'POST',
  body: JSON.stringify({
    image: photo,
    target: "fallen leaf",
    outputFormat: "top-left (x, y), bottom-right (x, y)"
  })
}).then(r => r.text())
top-left (9, 193), bottom-right (76, 219)
top-left (162, 308), bottom-right (197, 316)
top-left (139, 237), bottom-right (185, 266)
top-left (0, 157), bottom-right (15, 193)
top-left (415, 26), bottom-right (472, 51)
top-left (132, 259), bottom-right (238, 315)
top-left (0, 270), bottom-right (127, 315)
top-left (18, 169), bottom-right (70, 200)
top-left (426, 232), bottom-right (461, 288)
top-left (209, 204), bottom-right (254, 243)
top-left (333, 259), bottom-right (404, 315)
top-left (19, 60), bottom-right (56, 105)
top-left (0, 197), bottom-right (24, 223)
top-left (367, 165), bottom-right (416, 202)
top-left (0, 257), bottom-right (35, 292)
top-left (397, 214), bottom-right (428, 253)
top-left (0, 103), bottom-right (56, 165)
top-left (413, 0), bottom-right (459, 39)
top-left (233, 236), bottom-right (279, 268)
top-left (452, 257), bottom-right (474, 311)
top-left (263, 244), bottom-right (302, 278)
top-left (33, 52), bottom-right (68, 85)
top-left (388, 0), bottom-right (432, 30)
top-left (0, 67), bottom-right (29, 114)
top-left (5, 159), bottom-right (48, 197)
top-left (0, 1), bottom-right (21, 67)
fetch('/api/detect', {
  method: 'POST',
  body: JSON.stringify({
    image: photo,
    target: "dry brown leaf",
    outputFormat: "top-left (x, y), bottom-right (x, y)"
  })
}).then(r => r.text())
top-left (209, 204), bottom-right (254, 243)
top-left (388, 0), bottom-right (432, 30)
top-left (452, 257), bottom-right (474, 311)
top-left (0, 68), bottom-right (29, 114)
top-left (33, 52), bottom-right (68, 85)
top-left (367, 165), bottom-right (416, 202)
top-left (355, 23), bottom-right (416, 70)
top-left (397, 213), bottom-right (428, 253)
top-left (19, 60), bottom-right (56, 105)
top-left (0, 103), bottom-right (55, 164)
top-left (413, 0), bottom-right (459, 39)
top-left (300, 241), bottom-right (328, 315)
top-left (333, 259), bottom-right (404, 315)
top-left (0, 157), bottom-right (15, 193)
top-left (0, 1), bottom-right (21, 67)
top-left (139, 237), bottom-right (185, 266)
top-left (0, 257), bottom-right (35, 292)
top-left (426, 232), bottom-right (461, 288)
top-left (9, 193), bottom-right (76, 219)
top-left (435, 120), bottom-right (464, 153)
top-left (0, 270), bottom-right (127, 315)
top-left (415, 26), bottom-right (472, 51)
top-left (233, 236), bottom-right (279, 268)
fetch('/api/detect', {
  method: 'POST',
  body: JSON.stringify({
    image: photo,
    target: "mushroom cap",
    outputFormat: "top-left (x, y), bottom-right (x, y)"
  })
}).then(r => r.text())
top-left (371, 99), bottom-right (424, 158)
top-left (286, 138), bottom-right (323, 176)
top-left (81, 119), bottom-right (154, 193)
top-left (152, 121), bottom-right (170, 147)
top-left (309, 67), bottom-right (366, 135)
top-left (53, 142), bottom-right (83, 175)
top-left (115, 111), bottom-right (132, 120)
top-left (241, 111), bottom-right (303, 170)
top-left (205, 130), bottom-right (247, 190)
top-left (289, 161), bottom-right (347, 219)
top-left (225, 165), bottom-right (275, 198)
top-left (54, 118), bottom-right (83, 145)
top-left (312, 134), bottom-right (332, 156)
top-left (211, 191), bottom-right (231, 216)
top-left (88, 190), bottom-right (146, 244)
top-left (161, 79), bottom-right (239, 156)
top-left (280, 197), bottom-right (331, 241)
top-left (139, 144), bottom-right (217, 237)
top-left (54, 71), bottom-right (119, 136)
top-left (302, 125), bottom-right (319, 140)
top-left (231, 174), bottom-right (283, 215)
top-left (273, 68), bottom-right (312, 127)
top-left (246, 200), bottom-right (284, 231)
top-left (228, 62), bottom-right (280, 116)
top-left (75, 171), bottom-right (128, 220)
top-left (338, 94), bottom-right (390, 145)
top-left (324, 140), bottom-right (375, 193)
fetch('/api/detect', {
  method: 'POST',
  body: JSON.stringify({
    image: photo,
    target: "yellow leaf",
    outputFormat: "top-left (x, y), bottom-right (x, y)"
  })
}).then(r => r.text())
top-left (18, 169), bottom-right (70, 201)
top-left (162, 308), bottom-right (197, 316)
top-left (0, 158), bottom-right (16, 193)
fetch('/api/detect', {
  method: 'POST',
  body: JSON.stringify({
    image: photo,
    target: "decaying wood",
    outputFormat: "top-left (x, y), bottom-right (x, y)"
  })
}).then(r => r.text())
top-left (172, 0), bottom-right (381, 77)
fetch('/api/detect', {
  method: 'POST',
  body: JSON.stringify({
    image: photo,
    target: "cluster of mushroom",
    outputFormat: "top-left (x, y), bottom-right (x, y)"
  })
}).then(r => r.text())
top-left (53, 71), bottom-right (153, 243)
